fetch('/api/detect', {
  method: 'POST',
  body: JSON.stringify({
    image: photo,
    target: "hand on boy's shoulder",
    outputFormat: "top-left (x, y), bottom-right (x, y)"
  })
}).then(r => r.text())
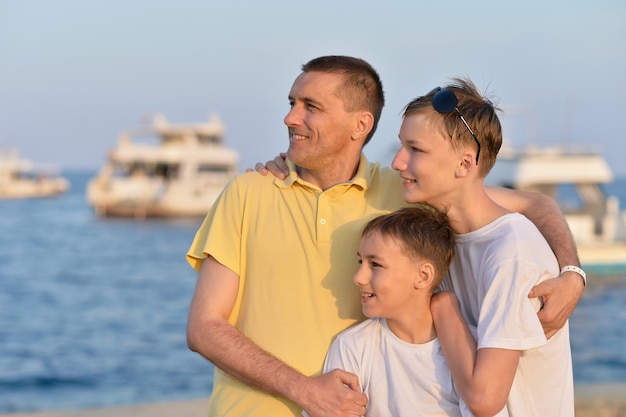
top-left (528, 271), bottom-right (584, 339)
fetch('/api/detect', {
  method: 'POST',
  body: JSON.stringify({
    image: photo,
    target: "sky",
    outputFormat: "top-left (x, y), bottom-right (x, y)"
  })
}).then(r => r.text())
top-left (1, 0), bottom-right (625, 177)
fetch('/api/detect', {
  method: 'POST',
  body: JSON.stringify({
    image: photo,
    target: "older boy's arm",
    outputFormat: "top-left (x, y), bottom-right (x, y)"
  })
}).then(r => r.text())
top-left (186, 256), bottom-right (367, 417)
top-left (486, 186), bottom-right (585, 338)
top-left (431, 292), bottom-right (515, 417)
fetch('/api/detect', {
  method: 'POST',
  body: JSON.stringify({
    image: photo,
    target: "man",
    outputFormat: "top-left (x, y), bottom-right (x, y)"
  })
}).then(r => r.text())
top-left (186, 56), bottom-right (584, 417)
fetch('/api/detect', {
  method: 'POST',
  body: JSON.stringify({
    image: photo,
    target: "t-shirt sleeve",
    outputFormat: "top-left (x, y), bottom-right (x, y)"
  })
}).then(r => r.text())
top-left (185, 176), bottom-right (243, 275)
top-left (477, 259), bottom-right (548, 351)
top-left (323, 335), bottom-right (364, 393)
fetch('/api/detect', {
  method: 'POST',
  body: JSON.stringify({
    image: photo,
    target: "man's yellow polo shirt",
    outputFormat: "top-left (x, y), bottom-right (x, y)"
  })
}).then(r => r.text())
top-left (186, 154), bottom-right (408, 416)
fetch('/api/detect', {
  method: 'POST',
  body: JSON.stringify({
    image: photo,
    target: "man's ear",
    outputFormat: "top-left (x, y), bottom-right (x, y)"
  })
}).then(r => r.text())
top-left (352, 111), bottom-right (374, 142)
top-left (414, 262), bottom-right (435, 290)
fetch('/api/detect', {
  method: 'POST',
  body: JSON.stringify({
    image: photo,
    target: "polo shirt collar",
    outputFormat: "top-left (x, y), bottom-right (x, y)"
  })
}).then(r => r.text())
top-left (276, 153), bottom-right (372, 191)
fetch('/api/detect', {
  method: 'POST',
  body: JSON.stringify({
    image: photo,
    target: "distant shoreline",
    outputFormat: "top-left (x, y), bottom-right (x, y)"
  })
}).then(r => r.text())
top-left (58, 168), bottom-right (626, 181)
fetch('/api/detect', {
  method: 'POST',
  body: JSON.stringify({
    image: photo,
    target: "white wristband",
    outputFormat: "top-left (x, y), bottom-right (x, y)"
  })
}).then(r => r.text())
top-left (560, 265), bottom-right (586, 287)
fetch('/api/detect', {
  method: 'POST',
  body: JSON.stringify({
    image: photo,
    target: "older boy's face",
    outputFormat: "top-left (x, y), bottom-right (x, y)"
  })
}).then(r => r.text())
top-left (354, 231), bottom-right (422, 321)
top-left (391, 112), bottom-right (461, 210)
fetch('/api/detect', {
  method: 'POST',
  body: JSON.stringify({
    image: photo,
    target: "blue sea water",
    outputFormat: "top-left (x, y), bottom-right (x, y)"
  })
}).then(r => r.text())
top-left (0, 172), bottom-right (625, 413)
top-left (0, 172), bottom-right (210, 413)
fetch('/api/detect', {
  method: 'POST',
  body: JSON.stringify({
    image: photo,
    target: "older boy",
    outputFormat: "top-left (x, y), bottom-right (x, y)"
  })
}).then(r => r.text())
top-left (392, 79), bottom-right (574, 416)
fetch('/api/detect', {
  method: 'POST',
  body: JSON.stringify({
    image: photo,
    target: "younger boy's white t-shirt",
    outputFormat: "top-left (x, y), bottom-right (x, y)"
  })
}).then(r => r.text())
top-left (322, 317), bottom-right (504, 417)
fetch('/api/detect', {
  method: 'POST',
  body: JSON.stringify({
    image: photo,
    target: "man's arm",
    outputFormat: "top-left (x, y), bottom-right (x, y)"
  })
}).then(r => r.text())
top-left (486, 186), bottom-right (585, 338)
top-left (431, 292), bottom-right (515, 417)
top-left (186, 256), bottom-right (367, 417)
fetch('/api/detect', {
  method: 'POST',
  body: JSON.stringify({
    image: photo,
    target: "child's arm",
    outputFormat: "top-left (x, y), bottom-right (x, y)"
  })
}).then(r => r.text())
top-left (431, 292), bottom-right (517, 417)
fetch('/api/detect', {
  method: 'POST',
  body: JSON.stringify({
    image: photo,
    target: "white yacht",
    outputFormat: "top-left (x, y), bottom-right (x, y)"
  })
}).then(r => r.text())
top-left (0, 148), bottom-right (69, 199)
top-left (486, 145), bottom-right (626, 269)
top-left (87, 114), bottom-right (239, 218)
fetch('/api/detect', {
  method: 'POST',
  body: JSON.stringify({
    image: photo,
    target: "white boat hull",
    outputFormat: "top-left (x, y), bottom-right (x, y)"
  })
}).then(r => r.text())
top-left (87, 177), bottom-right (229, 218)
top-left (487, 146), bottom-right (626, 269)
top-left (86, 113), bottom-right (239, 218)
top-left (0, 178), bottom-right (69, 199)
top-left (578, 243), bottom-right (626, 269)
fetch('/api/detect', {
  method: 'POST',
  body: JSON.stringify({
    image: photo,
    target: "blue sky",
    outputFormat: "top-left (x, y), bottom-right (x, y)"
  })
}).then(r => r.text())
top-left (1, 0), bottom-right (625, 176)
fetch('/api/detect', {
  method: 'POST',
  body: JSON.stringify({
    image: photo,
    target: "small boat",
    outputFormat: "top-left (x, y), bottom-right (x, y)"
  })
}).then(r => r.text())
top-left (0, 148), bottom-right (69, 199)
top-left (486, 144), bottom-right (626, 269)
top-left (87, 113), bottom-right (239, 218)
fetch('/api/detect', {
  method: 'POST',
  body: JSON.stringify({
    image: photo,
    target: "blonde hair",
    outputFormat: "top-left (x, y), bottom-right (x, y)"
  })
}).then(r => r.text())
top-left (403, 77), bottom-right (502, 176)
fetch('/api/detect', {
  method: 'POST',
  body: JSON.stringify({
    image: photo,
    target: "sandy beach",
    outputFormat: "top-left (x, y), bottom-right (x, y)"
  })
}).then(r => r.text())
top-left (2, 383), bottom-right (625, 417)
top-left (0, 398), bottom-right (210, 417)
top-left (574, 383), bottom-right (626, 417)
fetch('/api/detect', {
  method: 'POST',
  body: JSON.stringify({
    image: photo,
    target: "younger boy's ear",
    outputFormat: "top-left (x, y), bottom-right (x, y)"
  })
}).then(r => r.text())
top-left (414, 262), bottom-right (435, 289)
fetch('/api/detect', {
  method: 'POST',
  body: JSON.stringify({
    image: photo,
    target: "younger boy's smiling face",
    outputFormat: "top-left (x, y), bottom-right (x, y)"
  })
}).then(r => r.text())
top-left (353, 231), bottom-right (421, 321)
top-left (391, 112), bottom-right (461, 210)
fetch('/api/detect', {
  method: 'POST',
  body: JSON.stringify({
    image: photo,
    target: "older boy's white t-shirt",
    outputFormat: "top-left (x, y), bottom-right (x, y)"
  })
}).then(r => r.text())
top-left (442, 212), bottom-right (574, 416)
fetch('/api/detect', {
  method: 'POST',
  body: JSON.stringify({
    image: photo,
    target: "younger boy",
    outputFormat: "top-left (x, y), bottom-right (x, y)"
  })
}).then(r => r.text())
top-left (392, 79), bottom-right (574, 416)
top-left (322, 206), bottom-right (492, 416)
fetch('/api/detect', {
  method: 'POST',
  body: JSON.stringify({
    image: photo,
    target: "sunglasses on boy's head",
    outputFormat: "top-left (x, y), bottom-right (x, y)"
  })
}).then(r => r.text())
top-left (428, 87), bottom-right (481, 165)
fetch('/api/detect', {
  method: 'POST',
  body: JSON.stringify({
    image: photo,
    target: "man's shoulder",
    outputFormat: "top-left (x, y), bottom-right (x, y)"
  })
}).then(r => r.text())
top-left (234, 170), bottom-right (277, 183)
top-left (370, 164), bottom-right (404, 190)
top-left (223, 171), bottom-right (282, 192)
top-left (365, 161), bottom-right (396, 179)
top-left (359, 163), bottom-right (406, 209)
